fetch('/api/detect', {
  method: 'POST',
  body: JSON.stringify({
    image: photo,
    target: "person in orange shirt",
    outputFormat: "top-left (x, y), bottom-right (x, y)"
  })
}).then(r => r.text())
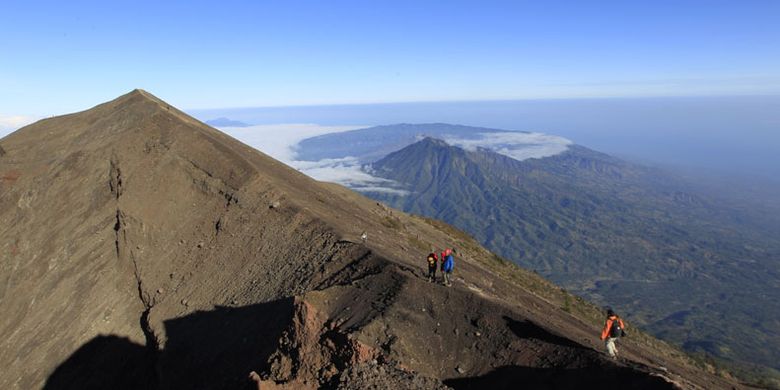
top-left (600, 309), bottom-right (626, 359)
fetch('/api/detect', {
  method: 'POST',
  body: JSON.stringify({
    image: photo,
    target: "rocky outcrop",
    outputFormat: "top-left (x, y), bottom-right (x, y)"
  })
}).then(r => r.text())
top-left (264, 299), bottom-right (382, 388)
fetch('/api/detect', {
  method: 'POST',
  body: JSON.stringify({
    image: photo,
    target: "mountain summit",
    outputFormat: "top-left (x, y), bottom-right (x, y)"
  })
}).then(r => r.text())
top-left (0, 91), bottom-right (738, 389)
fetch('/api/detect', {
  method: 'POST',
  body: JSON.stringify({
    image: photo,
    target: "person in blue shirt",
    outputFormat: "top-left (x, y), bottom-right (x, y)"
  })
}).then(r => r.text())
top-left (442, 248), bottom-right (455, 286)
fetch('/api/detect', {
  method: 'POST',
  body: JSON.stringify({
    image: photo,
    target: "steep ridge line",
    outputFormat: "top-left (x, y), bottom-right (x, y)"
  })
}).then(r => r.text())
top-left (109, 157), bottom-right (161, 385)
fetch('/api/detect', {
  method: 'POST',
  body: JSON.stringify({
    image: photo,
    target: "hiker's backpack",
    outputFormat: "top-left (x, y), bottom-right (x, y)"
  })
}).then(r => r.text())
top-left (609, 318), bottom-right (623, 338)
top-left (427, 254), bottom-right (437, 266)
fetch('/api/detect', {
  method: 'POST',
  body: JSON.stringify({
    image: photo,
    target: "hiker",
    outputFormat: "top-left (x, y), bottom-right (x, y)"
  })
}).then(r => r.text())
top-left (426, 252), bottom-right (438, 282)
top-left (600, 309), bottom-right (626, 359)
top-left (442, 248), bottom-right (455, 286)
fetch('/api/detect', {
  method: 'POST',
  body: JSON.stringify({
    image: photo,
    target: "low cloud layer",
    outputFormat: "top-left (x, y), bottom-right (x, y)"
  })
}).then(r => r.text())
top-left (444, 132), bottom-right (572, 161)
top-left (295, 157), bottom-right (410, 195)
top-left (218, 123), bottom-right (408, 194)
top-left (219, 124), bottom-right (570, 195)
top-left (218, 123), bottom-right (362, 162)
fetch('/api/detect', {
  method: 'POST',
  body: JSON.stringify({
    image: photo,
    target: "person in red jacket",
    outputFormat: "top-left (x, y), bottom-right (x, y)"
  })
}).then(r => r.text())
top-left (426, 252), bottom-right (438, 282)
top-left (600, 309), bottom-right (626, 360)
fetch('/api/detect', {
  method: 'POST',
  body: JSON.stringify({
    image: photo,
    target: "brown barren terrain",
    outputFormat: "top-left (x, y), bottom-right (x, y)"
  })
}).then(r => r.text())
top-left (0, 90), bottom-right (743, 389)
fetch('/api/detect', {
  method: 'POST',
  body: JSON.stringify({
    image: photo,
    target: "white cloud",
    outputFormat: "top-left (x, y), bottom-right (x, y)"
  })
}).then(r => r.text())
top-left (352, 186), bottom-right (411, 195)
top-left (216, 124), bottom-right (569, 194)
top-left (289, 157), bottom-right (408, 194)
top-left (218, 123), bottom-right (408, 194)
top-left (0, 115), bottom-right (38, 137)
top-left (292, 157), bottom-right (379, 184)
top-left (444, 132), bottom-right (572, 161)
top-left (219, 123), bottom-right (363, 163)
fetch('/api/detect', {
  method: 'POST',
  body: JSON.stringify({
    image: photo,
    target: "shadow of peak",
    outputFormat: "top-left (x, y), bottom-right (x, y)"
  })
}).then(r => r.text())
top-left (43, 335), bottom-right (154, 390)
top-left (160, 298), bottom-right (295, 389)
top-left (44, 298), bottom-right (296, 390)
top-left (502, 315), bottom-right (585, 350)
top-left (444, 365), bottom-right (678, 390)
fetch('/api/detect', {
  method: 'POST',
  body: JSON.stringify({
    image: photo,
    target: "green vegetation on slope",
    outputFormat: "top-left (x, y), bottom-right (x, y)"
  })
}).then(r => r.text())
top-left (367, 137), bottom-right (780, 384)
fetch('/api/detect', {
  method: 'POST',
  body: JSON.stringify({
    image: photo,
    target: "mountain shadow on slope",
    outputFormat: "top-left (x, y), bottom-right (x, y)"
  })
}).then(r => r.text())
top-left (443, 316), bottom-right (676, 389)
top-left (504, 316), bottom-right (585, 350)
top-left (443, 365), bottom-right (675, 390)
top-left (43, 335), bottom-right (155, 390)
top-left (43, 300), bottom-right (680, 390)
top-left (44, 298), bottom-right (294, 390)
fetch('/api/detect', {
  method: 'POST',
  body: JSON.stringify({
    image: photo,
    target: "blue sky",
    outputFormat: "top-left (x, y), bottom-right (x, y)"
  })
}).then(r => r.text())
top-left (1, 0), bottom-right (779, 120)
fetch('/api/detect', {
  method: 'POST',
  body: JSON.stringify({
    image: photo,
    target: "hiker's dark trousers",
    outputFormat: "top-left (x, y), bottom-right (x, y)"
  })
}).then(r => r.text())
top-left (428, 265), bottom-right (437, 280)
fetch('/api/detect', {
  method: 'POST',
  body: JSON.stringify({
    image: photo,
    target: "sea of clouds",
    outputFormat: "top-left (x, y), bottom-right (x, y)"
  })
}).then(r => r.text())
top-left (444, 132), bottom-right (572, 161)
top-left (219, 124), bottom-right (409, 195)
top-left (218, 124), bottom-right (571, 195)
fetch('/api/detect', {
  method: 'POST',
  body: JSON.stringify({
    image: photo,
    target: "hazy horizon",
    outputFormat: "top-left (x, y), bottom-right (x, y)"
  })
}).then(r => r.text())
top-left (4, 93), bottom-right (777, 184)
top-left (189, 95), bottom-right (780, 182)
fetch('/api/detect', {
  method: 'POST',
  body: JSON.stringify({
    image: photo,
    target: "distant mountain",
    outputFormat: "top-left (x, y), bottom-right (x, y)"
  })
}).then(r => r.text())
top-left (295, 123), bottom-right (573, 163)
top-left (367, 137), bottom-right (780, 377)
top-left (205, 117), bottom-right (251, 127)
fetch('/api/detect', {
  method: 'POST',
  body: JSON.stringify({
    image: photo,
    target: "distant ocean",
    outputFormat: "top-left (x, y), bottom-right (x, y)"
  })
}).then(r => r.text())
top-left (190, 96), bottom-right (780, 180)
